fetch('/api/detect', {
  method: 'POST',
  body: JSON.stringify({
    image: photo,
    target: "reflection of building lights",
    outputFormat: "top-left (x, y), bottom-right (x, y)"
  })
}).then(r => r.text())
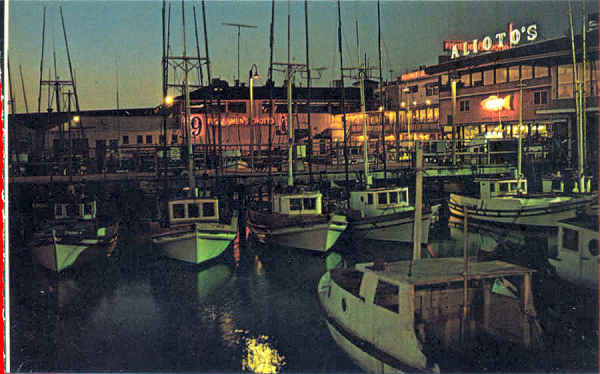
top-left (242, 335), bottom-right (286, 374)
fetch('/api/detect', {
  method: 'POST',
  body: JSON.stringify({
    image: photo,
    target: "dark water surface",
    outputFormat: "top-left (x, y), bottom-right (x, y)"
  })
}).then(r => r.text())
top-left (9, 225), bottom-right (598, 373)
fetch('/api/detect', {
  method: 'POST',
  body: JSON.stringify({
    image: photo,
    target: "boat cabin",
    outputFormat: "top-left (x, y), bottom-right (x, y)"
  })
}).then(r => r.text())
top-left (53, 201), bottom-right (97, 221)
top-left (349, 187), bottom-right (410, 217)
top-left (549, 215), bottom-right (599, 289)
top-left (168, 198), bottom-right (220, 224)
top-left (476, 178), bottom-right (527, 199)
top-left (328, 258), bottom-right (542, 355)
top-left (273, 192), bottom-right (322, 215)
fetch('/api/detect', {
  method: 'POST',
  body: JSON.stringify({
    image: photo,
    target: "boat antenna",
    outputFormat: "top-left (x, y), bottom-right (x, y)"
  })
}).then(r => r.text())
top-left (377, 0), bottom-right (387, 178)
top-left (337, 0), bottom-right (350, 204)
top-left (222, 22), bottom-right (257, 86)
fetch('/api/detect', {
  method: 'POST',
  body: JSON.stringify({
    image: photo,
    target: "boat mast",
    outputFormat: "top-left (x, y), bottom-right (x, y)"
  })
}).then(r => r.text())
top-left (19, 65), bottom-right (29, 113)
top-left (7, 59), bottom-right (15, 114)
top-left (356, 20), bottom-right (370, 188)
top-left (377, 0), bottom-right (387, 178)
top-left (287, 0), bottom-right (293, 188)
top-left (37, 6), bottom-right (46, 113)
top-left (305, 0), bottom-right (313, 184)
top-left (182, 0), bottom-right (195, 194)
top-left (268, 0), bottom-right (275, 201)
top-left (568, 1), bottom-right (584, 192)
top-left (581, 1), bottom-right (587, 172)
top-left (337, 0), bottom-right (350, 201)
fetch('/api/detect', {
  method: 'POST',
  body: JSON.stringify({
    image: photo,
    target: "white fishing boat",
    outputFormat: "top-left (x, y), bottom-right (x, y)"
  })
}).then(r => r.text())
top-left (247, 190), bottom-right (347, 252)
top-left (318, 257), bottom-right (543, 373)
top-left (152, 195), bottom-right (238, 264)
top-left (31, 200), bottom-right (119, 272)
top-left (347, 187), bottom-right (440, 243)
top-left (449, 177), bottom-right (595, 229)
top-left (548, 207), bottom-right (598, 289)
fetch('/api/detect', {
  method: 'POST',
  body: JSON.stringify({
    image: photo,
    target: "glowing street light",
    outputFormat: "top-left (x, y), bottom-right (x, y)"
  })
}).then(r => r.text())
top-left (164, 96), bottom-right (174, 106)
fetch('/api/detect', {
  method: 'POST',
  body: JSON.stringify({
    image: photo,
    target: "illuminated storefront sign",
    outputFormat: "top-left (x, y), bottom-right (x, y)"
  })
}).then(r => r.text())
top-left (401, 70), bottom-right (427, 81)
top-left (443, 22), bottom-right (538, 59)
top-left (482, 95), bottom-right (514, 111)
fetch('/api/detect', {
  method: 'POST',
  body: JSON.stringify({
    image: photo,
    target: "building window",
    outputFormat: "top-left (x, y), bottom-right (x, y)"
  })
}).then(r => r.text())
top-left (410, 85), bottom-right (418, 93)
top-left (460, 100), bottom-right (470, 112)
top-left (472, 71), bottom-right (483, 86)
top-left (496, 67), bottom-right (507, 84)
top-left (146, 135), bottom-right (153, 144)
top-left (483, 70), bottom-right (494, 86)
top-left (228, 102), bottom-right (247, 113)
top-left (109, 139), bottom-right (118, 150)
top-left (122, 135), bottom-right (129, 145)
top-left (521, 65), bottom-right (533, 80)
top-left (137, 135), bottom-right (143, 144)
top-left (557, 64), bottom-right (574, 98)
top-left (460, 73), bottom-right (471, 87)
top-left (171, 134), bottom-right (179, 144)
top-left (425, 84), bottom-right (437, 96)
top-left (441, 74), bottom-right (449, 86)
top-left (534, 91), bottom-right (548, 105)
top-left (509, 65), bottom-right (520, 82)
top-left (534, 65), bottom-right (549, 78)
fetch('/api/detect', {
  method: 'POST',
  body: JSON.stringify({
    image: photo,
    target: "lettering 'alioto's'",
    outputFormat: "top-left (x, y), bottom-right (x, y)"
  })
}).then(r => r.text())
top-left (451, 24), bottom-right (538, 59)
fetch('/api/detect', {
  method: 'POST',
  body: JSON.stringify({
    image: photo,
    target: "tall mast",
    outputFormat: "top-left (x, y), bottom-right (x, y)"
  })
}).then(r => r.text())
top-left (8, 59), bottom-right (15, 114)
top-left (568, 1), bottom-right (584, 191)
top-left (19, 65), bottom-right (29, 113)
top-left (337, 0), bottom-right (349, 200)
top-left (356, 20), bottom-right (370, 188)
top-left (268, 0), bottom-right (275, 201)
top-left (37, 6), bottom-right (46, 113)
top-left (202, 0), bottom-right (211, 83)
top-left (182, 0), bottom-right (195, 193)
top-left (581, 1), bottom-right (587, 174)
top-left (377, 0), bottom-right (387, 178)
top-left (193, 6), bottom-right (204, 86)
top-left (305, 0), bottom-right (313, 184)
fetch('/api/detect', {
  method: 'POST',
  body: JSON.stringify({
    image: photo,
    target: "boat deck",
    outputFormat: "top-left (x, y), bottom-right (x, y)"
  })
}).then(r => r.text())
top-left (357, 258), bottom-right (534, 286)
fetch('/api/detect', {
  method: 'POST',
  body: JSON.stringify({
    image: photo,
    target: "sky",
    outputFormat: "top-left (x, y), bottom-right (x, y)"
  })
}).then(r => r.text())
top-left (7, 0), bottom-right (598, 111)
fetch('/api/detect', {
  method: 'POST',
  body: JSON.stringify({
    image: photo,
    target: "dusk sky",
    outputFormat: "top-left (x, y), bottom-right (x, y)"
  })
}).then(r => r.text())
top-left (8, 0), bottom-right (598, 111)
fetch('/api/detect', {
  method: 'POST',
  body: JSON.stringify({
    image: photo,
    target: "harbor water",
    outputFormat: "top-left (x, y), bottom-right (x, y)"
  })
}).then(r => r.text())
top-left (9, 223), bottom-right (598, 373)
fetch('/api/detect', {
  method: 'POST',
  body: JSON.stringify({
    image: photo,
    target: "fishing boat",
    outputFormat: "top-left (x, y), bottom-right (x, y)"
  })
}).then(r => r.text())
top-left (448, 177), bottom-right (595, 229)
top-left (31, 200), bottom-right (119, 272)
top-left (318, 257), bottom-right (543, 373)
top-left (247, 190), bottom-right (347, 252)
top-left (548, 206), bottom-right (598, 289)
top-left (152, 193), bottom-right (238, 264)
top-left (347, 187), bottom-right (440, 243)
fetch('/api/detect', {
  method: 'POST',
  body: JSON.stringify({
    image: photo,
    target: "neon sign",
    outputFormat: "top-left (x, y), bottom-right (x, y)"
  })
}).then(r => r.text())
top-left (444, 23), bottom-right (538, 59)
top-left (482, 95), bottom-right (514, 111)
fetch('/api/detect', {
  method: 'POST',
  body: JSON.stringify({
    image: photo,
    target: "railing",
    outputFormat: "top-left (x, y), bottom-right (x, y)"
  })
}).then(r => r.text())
top-left (9, 138), bottom-right (550, 178)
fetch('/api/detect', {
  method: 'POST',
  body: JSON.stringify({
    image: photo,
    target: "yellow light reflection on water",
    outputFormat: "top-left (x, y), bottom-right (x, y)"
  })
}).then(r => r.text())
top-left (242, 335), bottom-right (286, 374)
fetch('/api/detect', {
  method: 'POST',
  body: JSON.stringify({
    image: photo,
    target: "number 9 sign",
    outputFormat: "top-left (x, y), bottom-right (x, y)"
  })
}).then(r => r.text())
top-left (191, 117), bottom-right (203, 137)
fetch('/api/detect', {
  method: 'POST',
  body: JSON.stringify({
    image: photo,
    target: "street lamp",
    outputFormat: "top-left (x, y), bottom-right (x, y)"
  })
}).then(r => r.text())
top-left (249, 64), bottom-right (261, 169)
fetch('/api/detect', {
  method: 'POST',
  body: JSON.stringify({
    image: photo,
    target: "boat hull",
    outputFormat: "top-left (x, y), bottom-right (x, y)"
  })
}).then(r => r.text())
top-left (349, 206), bottom-right (439, 243)
top-left (449, 193), bottom-right (595, 228)
top-left (152, 217), bottom-right (238, 264)
top-left (248, 211), bottom-right (347, 252)
top-left (32, 223), bottom-right (119, 272)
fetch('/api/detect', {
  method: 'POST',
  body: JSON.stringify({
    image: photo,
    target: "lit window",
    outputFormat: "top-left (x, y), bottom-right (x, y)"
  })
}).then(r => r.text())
top-left (534, 65), bottom-right (549, 78)
top-left (509, 66), bottom-right (520, 82)
top-left (496, 67), bottom-right (507, 84)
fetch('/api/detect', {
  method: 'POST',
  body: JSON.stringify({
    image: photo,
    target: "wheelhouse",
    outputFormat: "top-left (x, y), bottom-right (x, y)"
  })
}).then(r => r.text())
top-left (273, 192), bottom-right (322, 215)
top-left (349, 187), bottom-right (410, 217)
top-left (53, 201), bottom-right (97, 220)
top-left (168, 198), bottom-right (219, 223)
top-left (477, 178), bottom-right (527, 199)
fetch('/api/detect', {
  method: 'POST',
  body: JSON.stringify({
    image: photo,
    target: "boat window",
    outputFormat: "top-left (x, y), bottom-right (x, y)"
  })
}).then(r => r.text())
top-left (401, 190), bottom-right (408, 203)
top-left (67, 204), bottom-right (78, 217)
top-left (588, 239), bottom-right (598, 257)
top-left (84, 203), bottom-right (93, 216)
top-left (202, 202), bottom-right (216, 217)
top-left (55, 204), bottom-right (64, 218)
top-left (303, 198), bottom-right (317, 210)
top-left (290, 198), bottom-right (302, 211)
top-left (374, 281), bottom-right (399, 313)
top-left (562, 228), bottom-right (578, 252)
top-left (173, 204), bottom-right (185, 219)
top-left (490, 183), bottom-right (496, 193)
top-left (367, 194), bottom-right (373, 205)
top-left (188, 203), bottom-right (200, 218)
top-left (331, 269), bottom-right (363, 298)
top-left (510, 182), bottom-right (517, 191)
top-left (499, 183), bottom-right (509, 193)
top-left (378, 193), bottom-right (387, 205)
top-left (389, 192), bottom-right (398, 204)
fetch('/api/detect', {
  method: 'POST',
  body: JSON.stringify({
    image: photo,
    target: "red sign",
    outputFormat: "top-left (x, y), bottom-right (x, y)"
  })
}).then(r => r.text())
top-left (401, 70), bottom-right (427, 81)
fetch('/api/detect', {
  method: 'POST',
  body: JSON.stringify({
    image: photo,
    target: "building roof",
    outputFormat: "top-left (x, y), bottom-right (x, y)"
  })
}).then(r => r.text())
top-left (426, 32), bottom-right (598, 75)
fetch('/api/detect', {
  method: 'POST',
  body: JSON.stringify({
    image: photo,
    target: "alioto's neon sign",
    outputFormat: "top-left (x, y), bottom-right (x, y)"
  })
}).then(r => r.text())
top-left (444, 22), bottom-right (538, 59)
